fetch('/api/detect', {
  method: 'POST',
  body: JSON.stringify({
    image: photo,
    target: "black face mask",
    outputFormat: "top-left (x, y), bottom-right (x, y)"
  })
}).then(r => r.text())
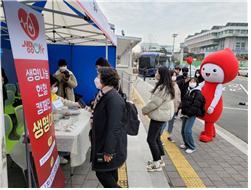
top-left (183, 72), bottom-right (188, 77)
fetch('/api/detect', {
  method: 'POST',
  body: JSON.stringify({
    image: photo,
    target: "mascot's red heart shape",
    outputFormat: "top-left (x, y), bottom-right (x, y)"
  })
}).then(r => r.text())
top-left (18, 8), bottom-right (39, 41)
top-left (185, 56), bottom-right (193, 65)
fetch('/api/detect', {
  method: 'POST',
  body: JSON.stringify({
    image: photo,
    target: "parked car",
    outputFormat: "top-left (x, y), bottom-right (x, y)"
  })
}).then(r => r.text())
top-left (238, 67), bottom-right (248, 77)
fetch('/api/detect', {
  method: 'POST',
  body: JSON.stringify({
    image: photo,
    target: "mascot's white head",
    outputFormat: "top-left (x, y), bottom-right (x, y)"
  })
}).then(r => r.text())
top-left (201, 63), bottom-right (224, 83)
top-left (200, 48), bottom-right (239, 84)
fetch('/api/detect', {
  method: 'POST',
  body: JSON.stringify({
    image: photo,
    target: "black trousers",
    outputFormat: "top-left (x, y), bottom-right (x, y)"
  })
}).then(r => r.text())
top-left (147, 119), bottom-right (165, 161)
top-left (96, 169), bottom-right (121, 188)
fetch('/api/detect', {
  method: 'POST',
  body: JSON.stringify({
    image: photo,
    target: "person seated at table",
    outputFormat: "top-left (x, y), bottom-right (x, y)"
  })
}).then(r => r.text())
top-left (91, 67), bottom-right (127, 188)
top-left (50, 75), bottom-right (80, 164)
top-left (50, 75), bottom-right (80, 111)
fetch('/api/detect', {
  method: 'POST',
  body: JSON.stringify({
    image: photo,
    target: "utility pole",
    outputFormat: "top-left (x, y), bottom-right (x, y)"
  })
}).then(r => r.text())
top-left (172, 33), bottom-right (178, 63)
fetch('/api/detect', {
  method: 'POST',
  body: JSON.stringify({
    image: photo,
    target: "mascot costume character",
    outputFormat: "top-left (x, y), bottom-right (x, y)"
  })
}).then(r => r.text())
top-left (199, 48), bottom-right (239, 142)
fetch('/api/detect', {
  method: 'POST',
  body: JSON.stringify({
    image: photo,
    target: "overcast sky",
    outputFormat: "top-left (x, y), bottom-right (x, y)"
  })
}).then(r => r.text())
top-left (97, 0), bottom-right (247, 51)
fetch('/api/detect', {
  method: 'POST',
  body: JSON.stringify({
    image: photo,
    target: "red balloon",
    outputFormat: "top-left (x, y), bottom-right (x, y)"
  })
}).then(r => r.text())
top-left (186, 56), bottom-right (193, 65)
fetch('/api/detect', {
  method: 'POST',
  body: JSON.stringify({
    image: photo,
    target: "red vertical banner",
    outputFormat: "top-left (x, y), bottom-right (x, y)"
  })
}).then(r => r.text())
top-left (3, 1), bottom-right (64, 187)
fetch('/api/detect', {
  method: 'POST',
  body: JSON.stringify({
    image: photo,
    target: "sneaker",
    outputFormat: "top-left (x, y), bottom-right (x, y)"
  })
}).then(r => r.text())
top-left (60, 157), bottom-right (68, 164)
top-left (168, 137), bottom-right (175, 143)
top-left (146, 162), bottom-right (162, 172)
top-left (185, 149), bottom-right (196, 154)
top-left (179, 144), bottom-right (186, 149)
top-left (147, 160), bottom-right (165, 167)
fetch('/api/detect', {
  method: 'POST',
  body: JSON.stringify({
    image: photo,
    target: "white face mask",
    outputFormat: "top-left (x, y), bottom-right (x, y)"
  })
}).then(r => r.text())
top-left (60, 66), bottom-right (67, 72)
top-left (51, 86), bottom-right (58, 94)
top-left (94, 77), bottom-right (102, 89)
top-left (171, 76), bottom-right (177, 81)
top-left (196, 73), bottom-right (200, 77)
top-left (189, 82), bottom-right (197, 88)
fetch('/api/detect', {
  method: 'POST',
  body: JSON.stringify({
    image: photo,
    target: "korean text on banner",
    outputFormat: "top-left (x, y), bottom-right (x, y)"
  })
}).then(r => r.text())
top-left (3, 1), bottom-right (64, 187)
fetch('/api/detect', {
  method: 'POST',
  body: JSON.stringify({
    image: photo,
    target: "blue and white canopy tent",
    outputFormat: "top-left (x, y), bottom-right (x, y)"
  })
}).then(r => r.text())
top-left (1, 0), bottom-right (117, 103)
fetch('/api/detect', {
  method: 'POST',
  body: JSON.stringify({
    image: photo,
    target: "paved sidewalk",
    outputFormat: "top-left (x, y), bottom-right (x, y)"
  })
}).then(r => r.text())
top-left (133, 77), bottom-right (248, 188)
top-left (127, 122), bottom-right (170, 188)
top-left (62, 118), bottom-right (170, 188)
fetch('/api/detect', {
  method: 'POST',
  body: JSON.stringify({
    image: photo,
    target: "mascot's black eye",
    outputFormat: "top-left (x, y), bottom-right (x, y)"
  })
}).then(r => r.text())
top-left (203, 68), bottom-right (205, 71)
top-left (213, 69), bottom-right (217, 72)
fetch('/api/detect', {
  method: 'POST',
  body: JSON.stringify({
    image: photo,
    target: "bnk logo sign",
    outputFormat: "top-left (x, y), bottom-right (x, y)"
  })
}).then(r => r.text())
top-left (18, 8), bottom-right (39, 41)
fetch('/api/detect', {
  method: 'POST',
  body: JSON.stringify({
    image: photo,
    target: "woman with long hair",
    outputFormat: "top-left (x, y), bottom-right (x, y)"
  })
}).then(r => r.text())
top-left (161, 70), bottom-right (181, 142)
top-left (142, 66), bottom-right (175, 172)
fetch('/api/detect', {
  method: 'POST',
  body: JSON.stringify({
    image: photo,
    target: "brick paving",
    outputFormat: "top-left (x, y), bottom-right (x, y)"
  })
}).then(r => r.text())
top-left (133, 78), bottom-right (248, 188)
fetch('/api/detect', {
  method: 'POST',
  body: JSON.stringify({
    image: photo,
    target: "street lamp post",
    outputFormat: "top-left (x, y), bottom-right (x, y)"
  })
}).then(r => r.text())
top-left (172, 33), bottom-right (178, 63)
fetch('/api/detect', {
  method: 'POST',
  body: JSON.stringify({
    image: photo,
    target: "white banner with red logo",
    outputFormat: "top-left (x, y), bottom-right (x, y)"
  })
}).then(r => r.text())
top-left (3, 1), bottom-right (64, 187)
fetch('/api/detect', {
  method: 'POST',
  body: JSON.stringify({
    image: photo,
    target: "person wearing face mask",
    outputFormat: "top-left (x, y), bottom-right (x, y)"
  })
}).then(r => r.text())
top-left (90, 67), bottom-right (127, 188)
top-left (142, 66), bottom-right (174, 172)
top-left (50, 75), bottom-right (80, 110)
top-left (177, 67), bottom-right (190, 102)
top-left (54, 59), bottom-right (78, 101)
top-left (194, 69), bottom-right (204, 83)
top-left (161, 70), bottom-right (181, 143)
top-left (179, 78), bottom-right (205, 154)
top-left (174, 65), bottom-right (181, 77)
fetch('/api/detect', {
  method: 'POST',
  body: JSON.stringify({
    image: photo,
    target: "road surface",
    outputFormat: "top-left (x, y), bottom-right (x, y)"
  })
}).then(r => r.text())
top-left (144, 76), bottom-right (248, 142)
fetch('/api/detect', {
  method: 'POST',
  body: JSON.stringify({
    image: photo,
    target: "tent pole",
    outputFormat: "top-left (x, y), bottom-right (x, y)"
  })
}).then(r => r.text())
top-left (105, 37), bottom-right (108, 61)
top-left (24, 119), bottom-right (33, 187)
top-left (52, 0), bottom-right (55, 42)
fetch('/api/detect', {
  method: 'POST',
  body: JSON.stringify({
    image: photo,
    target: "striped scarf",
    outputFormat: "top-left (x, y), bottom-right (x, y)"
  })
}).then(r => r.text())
top-left (90, 86), bottom-right (113, 127)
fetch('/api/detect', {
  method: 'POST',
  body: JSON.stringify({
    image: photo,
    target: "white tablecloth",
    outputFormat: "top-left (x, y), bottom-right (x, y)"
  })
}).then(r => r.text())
top-left (54, 109), bottom-right (91, 167)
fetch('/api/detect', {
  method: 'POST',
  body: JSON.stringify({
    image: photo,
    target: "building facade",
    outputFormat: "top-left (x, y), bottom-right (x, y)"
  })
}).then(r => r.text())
top-left (141, 43), bottom-right (173, 53)
top-left (183, 23), bottom-right (248, 57)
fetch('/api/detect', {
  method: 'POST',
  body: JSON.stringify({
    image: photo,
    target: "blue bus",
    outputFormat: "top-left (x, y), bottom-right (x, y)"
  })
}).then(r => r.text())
top-left (138, 52), bottom-right (170, 77)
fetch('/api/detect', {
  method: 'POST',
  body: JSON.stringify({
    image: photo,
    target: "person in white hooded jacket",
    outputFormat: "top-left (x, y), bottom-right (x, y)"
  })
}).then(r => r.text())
top-left (142, 66), bottom-right (174, 172)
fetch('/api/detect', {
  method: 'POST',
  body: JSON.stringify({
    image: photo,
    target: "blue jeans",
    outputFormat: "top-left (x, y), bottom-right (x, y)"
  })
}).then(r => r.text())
top-left (160, 114), bottom-right (175, 135)
top-left (181, 116), bottom-right (196, 150)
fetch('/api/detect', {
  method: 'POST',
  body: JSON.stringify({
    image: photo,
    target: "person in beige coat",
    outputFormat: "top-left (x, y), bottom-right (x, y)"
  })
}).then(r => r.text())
top-left (142, 66), bottom-right (175, 172)
top-left (54, 59), bottom-right (78, 101)
top-left (161, 70), bottom-right (181, 142)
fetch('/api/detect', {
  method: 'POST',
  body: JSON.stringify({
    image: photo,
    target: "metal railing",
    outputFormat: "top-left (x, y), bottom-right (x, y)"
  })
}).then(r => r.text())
top-left (117, 70), bottom-right (137, 101)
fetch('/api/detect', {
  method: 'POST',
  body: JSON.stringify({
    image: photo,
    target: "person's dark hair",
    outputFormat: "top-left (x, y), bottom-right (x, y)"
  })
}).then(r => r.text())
top-left (169, 70), bottom-right (176, 77)
top-left (182, 67), bottom-right (189, 73)
top-left (152, 66), bottom-right (175, 99)
top-left (98, 67), bottom-right (119, 88)
top-left (95, 57), bottom-right (111, 67)
top-left (58, 59), bottom-right (67, 67)
top-left (175, 65), bottom-right (181, 71)
top-left (189, 77), bottom-right (198, 84)
top-left (50, 75), bottom-right (59, 87)
top-left (195, 69), bottom-right (200, 76)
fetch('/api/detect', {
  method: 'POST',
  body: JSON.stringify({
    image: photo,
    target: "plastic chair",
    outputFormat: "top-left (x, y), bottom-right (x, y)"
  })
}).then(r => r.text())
top-left (9, 141), bottom-right (27, 181)
top-left (5, 83), bottom-right (17, 95)
top-left (4, 90), bottom-right (15, 115)
top-left (15, 105), bottom-right (25, 136)
top-left (4, 114), bottom-right (19, 154)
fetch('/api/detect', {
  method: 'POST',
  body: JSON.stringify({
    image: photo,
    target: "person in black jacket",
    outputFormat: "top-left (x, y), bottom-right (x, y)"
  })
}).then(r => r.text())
top-left (91, 67), bottom-right (127, 188)
top-left (180, 78), bottom-right (205, 154)
top-left (177, 67), bottom-right (190, 101)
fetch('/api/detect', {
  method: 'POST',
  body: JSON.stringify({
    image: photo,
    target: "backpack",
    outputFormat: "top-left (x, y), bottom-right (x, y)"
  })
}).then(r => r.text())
top-left (124, 100), bottom-right (140, 136)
